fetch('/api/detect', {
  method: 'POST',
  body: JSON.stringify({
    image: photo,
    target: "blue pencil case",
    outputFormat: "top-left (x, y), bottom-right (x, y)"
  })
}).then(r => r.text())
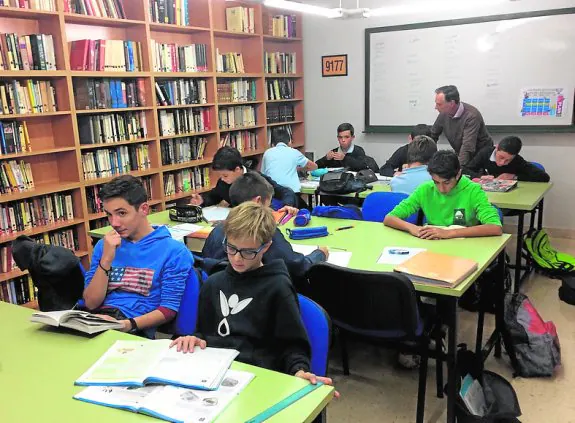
top-left (286, 226), bottom-right (328, 240)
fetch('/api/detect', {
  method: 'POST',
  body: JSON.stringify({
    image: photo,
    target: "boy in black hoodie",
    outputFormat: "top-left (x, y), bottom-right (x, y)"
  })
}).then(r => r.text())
top-left (171, 202), bottom-right (335, 389)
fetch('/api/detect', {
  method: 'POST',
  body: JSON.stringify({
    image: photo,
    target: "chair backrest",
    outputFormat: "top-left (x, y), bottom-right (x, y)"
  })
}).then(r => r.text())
top-left (493, 204), bottom-right (503, 223)
top-left (530, 161), bottom-right (545, 171)
top-left (175, 268), bottom-right (204, 335)
top-left (362, 191), bottom-right (417, 224)
top-left (307, 263), bottom-right (422, 339)
top-left (298, 294), bottom-right (331, 377)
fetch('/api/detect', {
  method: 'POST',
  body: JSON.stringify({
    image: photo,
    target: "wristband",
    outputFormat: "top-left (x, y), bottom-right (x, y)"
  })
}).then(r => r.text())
top-left (128, 318), bottom-right (138, 333)
top-left (99, 260), bottom-right (110, 276)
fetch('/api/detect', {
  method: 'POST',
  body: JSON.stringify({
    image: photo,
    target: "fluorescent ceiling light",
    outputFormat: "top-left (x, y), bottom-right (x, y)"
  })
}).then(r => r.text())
top-left (263, 0), bottom-right (344, 18)
top-left (368, 0), bottom-right (507, 17)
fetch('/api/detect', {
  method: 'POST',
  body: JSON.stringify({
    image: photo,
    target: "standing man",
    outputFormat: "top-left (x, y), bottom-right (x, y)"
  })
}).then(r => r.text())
top-left (431, 85), bottom-right (493, 166)
top-left (316, 123), bottom-right (377, 171)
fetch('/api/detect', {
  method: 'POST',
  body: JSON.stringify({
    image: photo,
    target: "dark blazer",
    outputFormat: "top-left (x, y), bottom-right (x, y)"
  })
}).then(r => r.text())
top-left (316, 145), bottom-right (371, 171)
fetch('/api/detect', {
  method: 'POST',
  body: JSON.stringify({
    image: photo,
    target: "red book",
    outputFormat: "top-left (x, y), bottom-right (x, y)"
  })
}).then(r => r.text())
top-left (69, 40), bottom-right (90, 71)
top-left (97, 39), bottom-right (106, 72)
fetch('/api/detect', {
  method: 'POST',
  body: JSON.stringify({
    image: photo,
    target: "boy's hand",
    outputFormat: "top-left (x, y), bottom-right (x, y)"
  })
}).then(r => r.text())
top-left (93, 315), bottom-right (131, 332)
top-left (480, 175), bottom-right (495, 181)
top-left (496, 173), bottom-right (516, 180)
top-left (279, 205), bottom-right (298, 217)
top-left (407, 225), bottom-right (423, 238)
top-left (333, 152), bottom-right (345, 161)
top-left (170, 336), bottom-right (207, 353)
top-left (326, 151), bottom-right (336, 160)
top-left (294, 370), bottom-right (340, 398)
top-left (101, 230), bottom-right (122, 266)
top-left (419, 226), bottom-right (451, 240)
top-left (318, 246), bottom-right (329, 259)
top-left (189, 194), bottom-right (203, 206)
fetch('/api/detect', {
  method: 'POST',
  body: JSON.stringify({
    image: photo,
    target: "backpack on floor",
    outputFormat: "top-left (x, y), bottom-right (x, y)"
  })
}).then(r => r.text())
top-left (503, 293), bottom-right (561, 377)
top-left (524, 229), bottom-right (575, 275)
top-left (558, 274), bottom-right (575, 306)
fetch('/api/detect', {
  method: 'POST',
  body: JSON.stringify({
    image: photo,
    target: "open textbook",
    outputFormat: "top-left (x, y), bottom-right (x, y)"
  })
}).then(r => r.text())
top-left (291, 244), bottom-right (352, 267)
top-left (76, 339), bottom-right (238, 391)
top-left (74, 369), bottom-right (254, 423)
top-left (30, 310), bottom-right (124, 334)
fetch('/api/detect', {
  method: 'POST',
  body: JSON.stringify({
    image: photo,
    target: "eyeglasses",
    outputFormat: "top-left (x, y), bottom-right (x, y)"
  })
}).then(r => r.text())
top-left (222, 238), bottom-right (267, 260)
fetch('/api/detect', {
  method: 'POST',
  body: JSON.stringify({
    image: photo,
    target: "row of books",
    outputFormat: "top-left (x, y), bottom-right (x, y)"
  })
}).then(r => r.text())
top-left (64, 0), bottom-right (126, 18)
top-left (0, 0), bottom-right (55, 10)
top-left (149, 0), bottom-right (189, 26)
top-left (226, 6), bottom-right (255, 34)
top-left (70, 39), bottom-right (143, 72)
top-left (219, 130), bottom-right (257, 153)
top-left (163, 166), bottom-right (210, 197)
top-left (86, 176), bottom-right (152, 214)
top-left (0, 276), bottom-right (36, 306)
top-left (0, 159), bottom-right (34, 195)
top-left (161, 136), bottom-right (207, 166)
top-left (0, 33), bottom-right (57, 71)
top-left (217, 79), bottom-right (257, 103)
top-left (89, 217), bottom-right (109, 229)
top-left (267, 124), bottom-right (292, 145)
top-left (266, 104), bottom-right (295, 123)
top-left (73, 78), bottom-right (146, 110)
top-left (155, 79), bottom-right (207, 106)
top-left (158, 108), bottom-right (211, 136)
top-left (264, 52), bottom-right (297, 74)
top-left (81, 144), bottom-right (151, 180)
top-left (0, 245), bottom-right (18, 273)
top-left (216, 50), bottom-right (245, 74)
top-left (77, 112), bottom-right (148, 145)
top-left (0, 80), bottom-right (57, 115)
top-left (151, 41), bottom-right (209, 73)
top-left (218, 105), bottom-right (256, 129)
top-left (266, 78), bottom-right (296, 101)
top-left (0, 192), bottom-right (74, 235)
top-left (0, 121), bottom-right (31, 155)
top-left (264, 13), bottom-right (298, 38)
top-left (43, 228), bottom-right (79, 250)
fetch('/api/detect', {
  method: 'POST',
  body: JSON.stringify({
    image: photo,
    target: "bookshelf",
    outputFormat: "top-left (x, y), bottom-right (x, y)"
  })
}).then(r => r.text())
top-left (0, 0), bottom-right (305, 307)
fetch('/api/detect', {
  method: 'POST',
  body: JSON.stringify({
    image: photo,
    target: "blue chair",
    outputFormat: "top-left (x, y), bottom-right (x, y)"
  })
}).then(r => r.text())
top-left (530, 161), bottom-right (545, 171)
top-left (174, 268), bottom-right (205, 335)
top-left (298, 294), bottom-right (331, 377)
top-left (362, 192), bottom-right (417, 224)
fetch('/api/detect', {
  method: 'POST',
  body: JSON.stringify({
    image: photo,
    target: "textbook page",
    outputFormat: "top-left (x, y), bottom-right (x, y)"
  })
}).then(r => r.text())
top-left (202, 206), bottom-right (230, 222)
top-left (291, 244), bottom-right (352, 267)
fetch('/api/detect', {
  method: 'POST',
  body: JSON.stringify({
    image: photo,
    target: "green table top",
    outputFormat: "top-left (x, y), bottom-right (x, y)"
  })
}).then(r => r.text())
top-left (0, 302), bottom-right (334, 423)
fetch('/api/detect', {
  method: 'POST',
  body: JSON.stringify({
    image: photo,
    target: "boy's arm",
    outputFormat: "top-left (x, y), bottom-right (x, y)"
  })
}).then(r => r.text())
top-left (462, 147), bottom-right (489, 179)
top-left (379, 146), bottom-right (406, 177)
top-left (514, 157), bottom-right (550, 182)
top-left (261, 173), bottom-right (297, 206)
top-left (200, 181), bottom-right (225, 207)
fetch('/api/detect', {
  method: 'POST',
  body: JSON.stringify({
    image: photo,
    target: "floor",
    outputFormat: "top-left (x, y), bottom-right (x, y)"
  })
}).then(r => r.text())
top-left (325, 237), bottom-right (575, 423)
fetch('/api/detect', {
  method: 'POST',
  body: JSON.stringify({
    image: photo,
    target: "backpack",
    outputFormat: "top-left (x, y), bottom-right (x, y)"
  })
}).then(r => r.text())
top-left (356, 168), bottom-right (378, 184)
top-left (311, 205), bottom-right (363, 220)
top-left (558, 274), bottom-right (575, 306)
top-left (319, 171), bottom-right (368, 195)
top-left (524, 229), bottom-right (575, 275)
top-left (503, 292), bottom-right (561, 377)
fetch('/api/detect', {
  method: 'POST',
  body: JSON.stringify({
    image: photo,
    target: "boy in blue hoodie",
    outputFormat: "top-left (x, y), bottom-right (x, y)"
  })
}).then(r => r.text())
top-left (83, 175), bottom-right (194, 337)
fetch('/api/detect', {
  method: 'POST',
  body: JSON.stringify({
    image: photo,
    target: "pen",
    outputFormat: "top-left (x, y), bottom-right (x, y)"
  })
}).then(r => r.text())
top-left (389, 248), bottom-right (409, 255)
top-left (336, 225), bottom-right (354, 231)
top-left (330, 247), bottom-right (348, 251)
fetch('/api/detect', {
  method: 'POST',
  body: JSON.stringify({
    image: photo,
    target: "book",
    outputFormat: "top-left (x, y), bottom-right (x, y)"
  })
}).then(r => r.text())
top-left (30, 310), bottom-right (124, 334)
top-left (291, 244), bottom-right (352, 268)
top-left (460, 374), bottom-right (487, 416)
top-left (75, 339), bottom-right (239, 391)
top-left (475, 178), bottom-right (517, 192)
top-left (202, 206), bottom-right (230, 222)
top-left (394, 250), bottom-right (478, 288)
top-left (74, 369), bottom-right (254, 423)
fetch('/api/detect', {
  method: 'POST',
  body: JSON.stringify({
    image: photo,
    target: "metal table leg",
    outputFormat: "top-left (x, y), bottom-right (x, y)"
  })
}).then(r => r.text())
top-left (446, 297), bottom-right (458, 423)
top-left (514, 212), bottom-right (525, 292)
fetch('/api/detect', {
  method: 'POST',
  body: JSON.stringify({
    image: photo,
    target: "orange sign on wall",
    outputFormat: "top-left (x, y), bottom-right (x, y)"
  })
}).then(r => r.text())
top-left (322, 54), bottom-right (348, 77)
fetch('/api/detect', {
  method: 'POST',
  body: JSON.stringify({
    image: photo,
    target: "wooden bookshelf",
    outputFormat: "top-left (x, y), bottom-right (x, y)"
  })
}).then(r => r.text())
top-left (0, 0), bottom-right (305, 307)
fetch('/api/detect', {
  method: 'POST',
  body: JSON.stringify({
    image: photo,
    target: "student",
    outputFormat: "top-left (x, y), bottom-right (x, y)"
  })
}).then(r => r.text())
top-left (384, 150), bottom-right (502, 239)
top-left (379, 124), bottom-right (432, 177)
top-left (463, 135), bottom-right (550, 182)
top-left (202, 172), bottom-right (328, 289)
top-left (171, 202), bottom-right (336, 390)
top-left (83, 175), bottom-right (194, 337)
top-left (316, 122), bottom-right (375, 171)
top-left (188, 146), bottom-right (297, 207)
top-left (390, 135), bottom-right (437, 195)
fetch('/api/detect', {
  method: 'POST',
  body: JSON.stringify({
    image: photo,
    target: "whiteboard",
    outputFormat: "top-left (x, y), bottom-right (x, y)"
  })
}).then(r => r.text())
top-left (365, 9), bottom-right (575, 130)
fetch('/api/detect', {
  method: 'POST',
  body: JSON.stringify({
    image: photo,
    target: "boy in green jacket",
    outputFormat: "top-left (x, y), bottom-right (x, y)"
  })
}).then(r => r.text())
top-left (384, 150), bottom-right (502, 240)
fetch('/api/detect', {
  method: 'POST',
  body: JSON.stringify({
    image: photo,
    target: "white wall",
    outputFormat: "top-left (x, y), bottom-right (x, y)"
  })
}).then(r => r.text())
top-left (303, 0), bottom-right (575, 230)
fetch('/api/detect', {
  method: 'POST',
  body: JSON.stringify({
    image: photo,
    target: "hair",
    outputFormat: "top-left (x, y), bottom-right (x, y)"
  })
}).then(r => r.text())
top-left (435, 85), bottom-right (460, 104)
top-left (498, 136), bottom-right (522, 155)
top-left (271, 128), bottom-right (291, 146)
top-left (99, 175), bottom-right (148, 208)
top-left (410, 124), bottom-right (432, 139)
top-left (406, 135), bottom-right (437, 165)
top-left (337, 122), bottom-right (354, 136)
top-left (211, 146), bottom-right (243, 171)
top-left (427, 150), bottom-right (461, 179)
top-left (229, 172), bottom-right (274, 206)
top-left (224, 201), bottom-right (276, 245)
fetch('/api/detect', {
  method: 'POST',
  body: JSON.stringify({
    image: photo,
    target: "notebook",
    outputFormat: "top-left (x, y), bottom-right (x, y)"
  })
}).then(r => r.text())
top-left (76, 339), bottom-right (239, 391)
top-left (291, 244), bottom-right (352, 267)
top-left (394, 251), bottom-right (478, 288)
top-left (74, 369), bottom-right (254, 423)
top-left (202, 206), bottom-right (230, 222)
top-left (30, 310), bottom-right (124, 334)
top-left (476, 179), bottom-right (517, 192)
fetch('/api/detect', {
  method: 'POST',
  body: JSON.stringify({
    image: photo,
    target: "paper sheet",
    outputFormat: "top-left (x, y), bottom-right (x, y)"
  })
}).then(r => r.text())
top-left (377, 247), bottom-right (426, 265)
top-left (291, 244), bottom-right (352, 268)
top-left (300, 180), bottom-right (320, 189)
top-left (202, 206), bottom-right (230, 222)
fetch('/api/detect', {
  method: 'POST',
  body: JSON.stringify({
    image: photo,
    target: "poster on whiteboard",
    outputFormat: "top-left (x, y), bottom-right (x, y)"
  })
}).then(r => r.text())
top-left (520, 88), bottom-right (566, 118)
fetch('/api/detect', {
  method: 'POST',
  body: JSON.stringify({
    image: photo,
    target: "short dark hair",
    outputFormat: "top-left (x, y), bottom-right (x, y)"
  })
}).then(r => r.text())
top-left (271, 128), bottom-right (291, 146)
top-left (498, 136), bottom-right (522, 155)
top-left (337, 122), bottom-right (354, 136)
top-left (435, 85), bottom-right (460, 104)
top-left (99, 175), bottom-right (148, 208)
top-left (229, 172), bottom-right (274, 206)
top-left (410, 124), bottom-right (432, 139)
top-left (212, 146), bottom-right (243, 171)
top-left (427, 150), bottom-right (460, 179)
top-left (406, 135), bottom-right (437, 164)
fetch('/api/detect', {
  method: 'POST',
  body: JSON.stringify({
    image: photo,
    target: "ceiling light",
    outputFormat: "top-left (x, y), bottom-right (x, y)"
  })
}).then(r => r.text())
top-left (263, 0), bottom-right (344, 18)
top-left (368, 0), bottom-right (507, 17)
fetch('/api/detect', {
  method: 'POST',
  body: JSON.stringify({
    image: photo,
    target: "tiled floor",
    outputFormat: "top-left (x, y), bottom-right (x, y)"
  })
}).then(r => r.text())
top-left (325, 237), bottom-right (575, 423)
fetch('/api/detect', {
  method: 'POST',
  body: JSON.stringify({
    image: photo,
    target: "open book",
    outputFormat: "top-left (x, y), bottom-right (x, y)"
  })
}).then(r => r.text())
top-left (74, 369), bottom-right (254, 423)
top-left (475, 179), bottom-right (517, 192)
top-left (30, 310), bottom-right (124, 334)
top-left (76, 339), bottom-right (239, 391)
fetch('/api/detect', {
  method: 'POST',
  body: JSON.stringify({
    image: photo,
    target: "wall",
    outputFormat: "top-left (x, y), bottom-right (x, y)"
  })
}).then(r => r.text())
top-left (303, 0), bottom-right (575, 231)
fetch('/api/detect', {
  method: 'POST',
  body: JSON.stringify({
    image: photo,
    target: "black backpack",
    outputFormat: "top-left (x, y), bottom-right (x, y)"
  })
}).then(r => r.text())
top-left (319, 171), bottom-right (369, 195)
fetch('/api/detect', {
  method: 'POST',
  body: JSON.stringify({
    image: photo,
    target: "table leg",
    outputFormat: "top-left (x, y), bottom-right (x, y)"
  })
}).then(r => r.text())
top-left (446, 297), bottom-right (458, 423)
top-left (537, 199), bottom-right (544, 230)
top-left (514, 212), bottom-right (524, 292)
top-left (494, 251), bottom-right (505, 358)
